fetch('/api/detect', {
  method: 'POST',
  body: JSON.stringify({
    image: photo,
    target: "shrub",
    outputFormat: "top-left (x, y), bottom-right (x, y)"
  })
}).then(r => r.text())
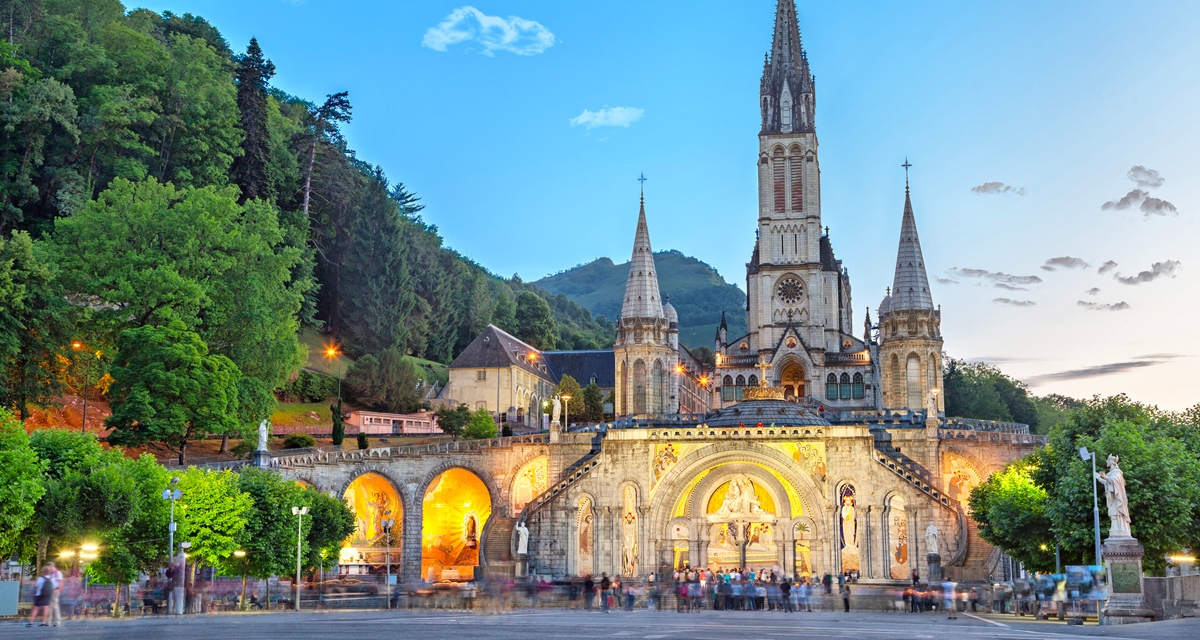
top-left (230, 439), bottom-right (255, 459)
top-left (281, 370), bottom-right (339, 403)
top-left (356, 431), bottom-right (369, 449)
top-left (283, 433), bottom-right (315, 449)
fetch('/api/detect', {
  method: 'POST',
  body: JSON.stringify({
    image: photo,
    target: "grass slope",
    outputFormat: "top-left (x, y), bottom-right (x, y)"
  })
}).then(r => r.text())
top-left (534, 250), bottom-right (748, 349)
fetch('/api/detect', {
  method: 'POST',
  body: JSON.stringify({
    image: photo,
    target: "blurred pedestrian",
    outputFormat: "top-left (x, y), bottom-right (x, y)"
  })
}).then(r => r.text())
top-left (841, 584), bottom-right (851, 613)
top-left (27, 565), bottom-right (54, 627)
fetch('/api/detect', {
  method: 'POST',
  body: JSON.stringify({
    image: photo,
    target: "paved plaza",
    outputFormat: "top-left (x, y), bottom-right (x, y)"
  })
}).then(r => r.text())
top-left (5, 609), bottom-right (1200, 640)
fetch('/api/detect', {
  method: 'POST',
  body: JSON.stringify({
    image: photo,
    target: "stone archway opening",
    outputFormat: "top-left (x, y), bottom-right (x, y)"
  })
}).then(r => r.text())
top-left (422, 468), bottom-right (492, 581)
top-left (339, 472), bottom-right (402, 576)
top-left (781, 361), bottom-right (805, 400)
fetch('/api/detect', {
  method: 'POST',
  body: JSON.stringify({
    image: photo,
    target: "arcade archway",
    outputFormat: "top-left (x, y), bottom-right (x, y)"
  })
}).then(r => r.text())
top-left (781, 361), bottom-right (805, 399)
top-left (422, 468), bottom-right (492, 581)
top-left (339, 472), bottom-right (402, 575)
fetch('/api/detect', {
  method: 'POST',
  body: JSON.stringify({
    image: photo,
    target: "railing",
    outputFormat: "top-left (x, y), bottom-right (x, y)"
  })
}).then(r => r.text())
top-left (271, 434), bottom-right (549, 469)
top-left (871, 449), bottom-right (955, 510)
top-left (516, 435), bottom-right (604, 527)
top-left (941, 417), bottom-right (1030, 433)
top-left (939, 428), bottom-right (1045, 446)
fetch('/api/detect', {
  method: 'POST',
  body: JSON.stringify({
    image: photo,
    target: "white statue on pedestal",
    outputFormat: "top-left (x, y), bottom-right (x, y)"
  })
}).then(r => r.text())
top-left (257, 419), bottom-right (269, 452)
top-left (515, 521), bottom-right (530, 555)
top-left (551, 397), bottom-right (562, 425)
top-left (925, 522), bottom-right (940, 555)
top-left (1095, 454), bottom-right (1132, 539)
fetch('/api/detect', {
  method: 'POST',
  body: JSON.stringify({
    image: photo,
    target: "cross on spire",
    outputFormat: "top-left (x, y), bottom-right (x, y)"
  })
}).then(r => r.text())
top-left (638, 172), bottom-right (647, 198)
top-left (901, 157), bottom-right (912, 190)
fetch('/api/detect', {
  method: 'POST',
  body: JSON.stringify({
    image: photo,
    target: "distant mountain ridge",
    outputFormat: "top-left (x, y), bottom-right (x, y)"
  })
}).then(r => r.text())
top-left (533, 250), bottom-right (748, 350)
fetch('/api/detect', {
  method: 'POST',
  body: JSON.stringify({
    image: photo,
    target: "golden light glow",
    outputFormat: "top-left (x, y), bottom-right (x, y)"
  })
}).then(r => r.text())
top-left (81, 543), bottom-right (98, 552)
top-left (71, 341), bottom-right (83, 350)
top-left (675, 364), bottom-right (685, 374)
top-left (699, 376), bottom-right (709, 386)
top-left (342, 473), bottom-right (402, 550)
top-left (706, 479), bottom-right (776, 515)
top-left (58, 550), bottom-right (75, 558)
top-left (325, 346), bottom-right (338, 358)
top-left (234, 550), bottom-right (246, 558)
top-left (560, 394), bottom-right (571, 402)
top-left (1169, 555), bottom-right (1197, 562)
top-left (422, 468), bottom-right (491, 581)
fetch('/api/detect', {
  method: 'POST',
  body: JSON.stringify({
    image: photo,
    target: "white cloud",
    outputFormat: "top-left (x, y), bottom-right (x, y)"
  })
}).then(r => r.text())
top-left (1127, 165), bottom-right (1164, 188)
top-left (971, 181), bottom-right (1025, 196)
top-left (570, 106), bottom-right (645, 130)
top-left (422, 6), bottom-right (555, 56)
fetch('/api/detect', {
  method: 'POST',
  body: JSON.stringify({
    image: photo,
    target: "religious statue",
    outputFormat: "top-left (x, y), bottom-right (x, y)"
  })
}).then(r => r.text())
top-left (551, 397), bottom-right (562, 425)
top-left (925, 522), bottom-right (940, 556)
top-left (464, 513), bottom-right (478, 549)
top-left (840, 494), bottom-right (858, 551)
top-left (514, 521), bottom-right (530, 555)
top-left (257, 419), bottom-right (269, 452)
top-left (714, 474), bottom-right (764, 517)
top-left (1095, 454), bottom-right (1132, 539)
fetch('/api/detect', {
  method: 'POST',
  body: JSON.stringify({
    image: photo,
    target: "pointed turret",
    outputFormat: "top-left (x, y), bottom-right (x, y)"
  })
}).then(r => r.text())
top-left (760, 0), bottom-right (815, 134)
top-left (887, 185), bottom-right (934, 311)
top-left (619, 196), bottom-right (666, 321)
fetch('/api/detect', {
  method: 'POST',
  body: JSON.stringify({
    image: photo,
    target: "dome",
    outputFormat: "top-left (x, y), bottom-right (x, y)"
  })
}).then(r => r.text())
top-left (877, 293), bottom-right (893, 317)
top-left (703, 399), bottom-right (831, 428)
top-left (663, 300), bottom-right (678, 325)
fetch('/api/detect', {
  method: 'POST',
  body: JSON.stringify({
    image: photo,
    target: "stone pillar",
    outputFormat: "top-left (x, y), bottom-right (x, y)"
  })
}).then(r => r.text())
top-left (864, 506), bottom-right (874, 579)
top-left (1102, 537), bottom-right (1155, 624)
top-left (402, 484), bottom-right (423, 583)
top-left (927, 553), bottom-right (942, 584)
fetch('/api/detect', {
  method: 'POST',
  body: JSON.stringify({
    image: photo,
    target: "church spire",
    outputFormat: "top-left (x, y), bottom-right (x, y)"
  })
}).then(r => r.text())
top-left (760, 0), bottom-right (814, 134)
top-left (620, 194), bottom-right (666, 321)
top-left (888, 179), bottom-right (935, 311)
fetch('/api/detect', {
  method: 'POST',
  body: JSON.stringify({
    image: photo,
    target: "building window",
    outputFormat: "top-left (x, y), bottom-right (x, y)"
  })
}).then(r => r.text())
top-left (773, 156), bottom-right (786, 213)
top-left (748, 374), bottom-right (758, 387)
top-left (852, 373), bottom-right (865, 400)
top-left (826, 374), bottom-right (838, 400)
top-left (790, 157), bottom-right (803, 211)
top-left (476, 370), bottom-right (487, 381)
top-left (840, 373), bottom-right (852, 400)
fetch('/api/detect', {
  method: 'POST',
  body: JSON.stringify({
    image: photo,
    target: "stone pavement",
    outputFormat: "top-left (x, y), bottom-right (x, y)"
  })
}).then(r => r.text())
top-left (4, 609), bottom-right (1200, 639)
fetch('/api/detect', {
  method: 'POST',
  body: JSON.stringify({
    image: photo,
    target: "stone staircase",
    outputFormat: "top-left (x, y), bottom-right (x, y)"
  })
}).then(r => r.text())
top-left (517, 437), bottom-right (604, 526)
top-left (871, 445), bottom-right (970, 569)
top-left (483, 516), bottom-right (516, 575)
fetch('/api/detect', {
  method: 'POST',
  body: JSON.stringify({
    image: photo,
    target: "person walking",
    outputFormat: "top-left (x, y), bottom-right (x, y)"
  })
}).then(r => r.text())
top-left (27, 565), bottom-right (54, 627)
top-left (942, 579), bottom-right (959, 619)
top-left (583, 575), bottom-right (595, 611)
top-left (599, 573), bottom-right (611, 613)
top-left (48, 562), bottom-right (63, 626)
top-left (841, 584), bottom-right (851, 613)
top-left (822, 573), bottom-right (832, 594)
top-left (968, 587), bottom-right (979, 613)
top-left (780, 578), bottom-right (792, 613)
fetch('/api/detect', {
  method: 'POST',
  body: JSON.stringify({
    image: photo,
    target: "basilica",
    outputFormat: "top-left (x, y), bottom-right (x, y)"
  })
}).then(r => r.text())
top-left (273, 1), bottom-right (1042, 589)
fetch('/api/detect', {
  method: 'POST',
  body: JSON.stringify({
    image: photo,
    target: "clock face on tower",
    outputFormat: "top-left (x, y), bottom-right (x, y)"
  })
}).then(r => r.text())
top-left (776, 277), bottom-right (805, 305)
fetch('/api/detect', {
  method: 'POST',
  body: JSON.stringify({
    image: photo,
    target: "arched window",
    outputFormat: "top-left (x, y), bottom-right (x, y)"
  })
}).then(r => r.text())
top-left (773, 150), bottom-right (786, 213)
top-left (889, 354), bottom-right (902, 409)
top-left (790, 157), bottom-right (803, 211)
top-left (651, 360), bottom-right (664, 414)
top-left (840, 373), bottom-right (852, 400)
top-left (852, 373), bottom-right (865, 400)
top-left (928, 353), bottom-right (939, 395)
top-left (633, 360), bottom-right (648, 414)
top-left (617, 361), bottom-right (626, 416)
top-left (722, 374), bottom-right (735, 401)
top-left (906, 353), bottom-right (922, 409)
top-left (735, 374), bottom-right (745, 386)
top-left (735, 374), bottom-right (746, 402)
top-left (781, 99), bottom-right (792, 131)
top-left (826, 373), bottom-right (838, 400)
top-left (748, 374), bottom-right (758, 387)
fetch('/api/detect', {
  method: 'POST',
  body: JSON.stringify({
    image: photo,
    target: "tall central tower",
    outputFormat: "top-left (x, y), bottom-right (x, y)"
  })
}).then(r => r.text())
top-left (715, 0), bottom-right (867, 409)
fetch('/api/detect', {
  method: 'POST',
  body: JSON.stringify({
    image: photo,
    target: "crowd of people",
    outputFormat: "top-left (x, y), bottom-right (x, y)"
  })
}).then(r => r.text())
top-left (573, 568), bottom-right (850, 614)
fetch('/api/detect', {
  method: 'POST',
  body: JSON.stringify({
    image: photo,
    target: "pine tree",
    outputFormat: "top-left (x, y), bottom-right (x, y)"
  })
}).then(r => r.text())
top-left (231, 38), bottom-right (276, 202)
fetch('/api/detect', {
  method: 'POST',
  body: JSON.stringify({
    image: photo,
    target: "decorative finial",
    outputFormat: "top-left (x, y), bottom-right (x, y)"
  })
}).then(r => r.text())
top-left (901, 157), bottom-right (912, 191)
top-left (824, 225), bottom-right (829, 236)
top-left (886, 286), bottom-right (891, 296)
top-left (638, 172), bottom-right (647, 200)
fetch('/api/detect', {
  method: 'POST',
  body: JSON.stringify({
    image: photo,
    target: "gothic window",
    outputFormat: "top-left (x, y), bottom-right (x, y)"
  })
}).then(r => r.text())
top-left (735, 375), bottom-right (745, 386)
top-left (927, 353), bottom-right (938, 395)
top-left (722, 375), bottom-right (735, 402)
top-left (652, 360), bottom-right (664, 414)
top-left (618, 361), bottom-right (627, 416)
top-left (634, 360), bottom-right (648, 414)
top-left (826, 374), bottom-right (838, 400)
top-left (840, 373), bottom-right (852, 400)
top-left (748, 374), bottom-right (758, 387)
top-left (773, 154), bottom-right (786, 213)
top-left (781, 100), bottom-right (792, 132)
top-left (790, 158), bottom-right (803, 211)
top-left (905, 353), bottom-right (922, 409)
top-left (852, 373), bottom-right (865, 400)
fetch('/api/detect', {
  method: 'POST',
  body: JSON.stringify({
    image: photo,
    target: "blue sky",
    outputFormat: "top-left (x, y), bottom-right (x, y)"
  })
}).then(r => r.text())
top-left (134, 1), bottom-right (1200, 409)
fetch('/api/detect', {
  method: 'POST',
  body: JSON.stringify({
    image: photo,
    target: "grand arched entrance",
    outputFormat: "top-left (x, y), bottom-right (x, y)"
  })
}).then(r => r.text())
top-left (339, 472), bottom-right (402, 576)
top-left (781, 362), bottom-right (805, 400)
top-left (421, 468), bottom-right (492, 581)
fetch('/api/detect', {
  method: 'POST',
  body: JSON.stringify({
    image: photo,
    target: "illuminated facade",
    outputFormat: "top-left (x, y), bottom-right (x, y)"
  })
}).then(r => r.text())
top-left (273, 1), bottom-right (1041, 588)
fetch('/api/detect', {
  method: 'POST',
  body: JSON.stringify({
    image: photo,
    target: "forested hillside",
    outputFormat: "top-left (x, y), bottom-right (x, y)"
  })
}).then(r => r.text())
top-left (534, 250), bottom-right (747, 349)
top-left (0, 0), bottom-right (611, 458)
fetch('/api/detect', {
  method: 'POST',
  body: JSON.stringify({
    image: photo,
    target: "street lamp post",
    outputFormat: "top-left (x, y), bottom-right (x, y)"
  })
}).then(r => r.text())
top-left (161, 478), bottom-right (182, 561)
top-left (291, 506), bottom-right (309, 611)
top-left (71, 341), bottom-right (93, 434)
top-left (382, 514), bottom-right (395, 610)
top-left (1079, 447), bottom-right (1103, 566)
top-left (561, 394), bottom-right (571, 431)
top-left (324, 347), bottom-right (342, 402)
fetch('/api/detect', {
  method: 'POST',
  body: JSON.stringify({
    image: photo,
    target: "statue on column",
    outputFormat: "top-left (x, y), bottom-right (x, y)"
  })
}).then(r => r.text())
top-left (1095, 454), bottom-right (1132, 539)
top-left (551, 397), bottom-right (562, 425)
top-left (257, 419), bottom-right (269, 452)
top-left (925, 522), bottom-right (939, 556)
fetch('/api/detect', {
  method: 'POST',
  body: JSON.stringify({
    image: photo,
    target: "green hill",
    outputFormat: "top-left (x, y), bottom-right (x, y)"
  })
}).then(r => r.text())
top-left (534, 250), bottom-right (747, 350)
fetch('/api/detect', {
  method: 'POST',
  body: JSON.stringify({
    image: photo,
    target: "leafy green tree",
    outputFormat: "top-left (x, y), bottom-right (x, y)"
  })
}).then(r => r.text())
top-left (1031, 394), bottom-right (1084, 436)
top-left (301, 486), bottom-right (354, 572)
top-left (85, 455), bottom-right (171, 591)
top-left (434, 403), bottom-right (470, 439)
top-left (299, 91), bottom-right (351, 220)
top-left (943, 359), bottom-right (1038, 430)
top-left (344, 348), bottom-right (423, 414)
top-left (0, 231), bottom-right (72, 419)
top-left (463, 407), bottom-right (498, 440)
top-left (330, 397), bottom-right (345, 446)
top-left (224, 467), bottom-right (307, 584)
top-left (582, 382), bottom-right (604, 422)
top-left (968, 457), bottom-right (1055, 572)
top-left (0, 77), bottom-right (81, 233)
top-left (105, 321), bottom-right (242, 465)
top-left (0, 408), bottom-right (44, 560)
top-left (176, 467), bottom-right (252, 571)
top-left (230, 38), bottom-right (275, 202)
top-left (514, 291), bottom-right (556, 349)
top-left (553, 374), bottom-right (585, 423)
